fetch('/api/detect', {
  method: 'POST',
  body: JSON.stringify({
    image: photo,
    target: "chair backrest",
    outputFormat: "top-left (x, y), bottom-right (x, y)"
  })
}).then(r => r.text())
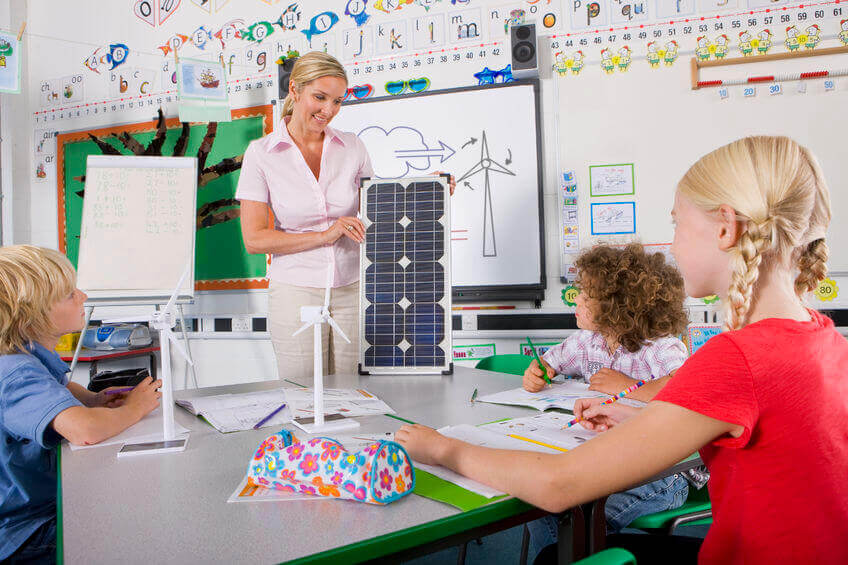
top-left (475, 354), bottom-right (534, 376)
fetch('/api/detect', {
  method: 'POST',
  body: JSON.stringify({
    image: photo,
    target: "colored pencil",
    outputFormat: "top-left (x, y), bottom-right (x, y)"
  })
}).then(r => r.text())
top-left (561, 380), bottom-right (646, 429)
top-left (253, 403), bottom-right (287, 430)
top-left (526, 338), bottom-right (551, 385)
top-left (104, 386), bottom-right (134, 395)
top-left (508, 434), bottom-right (569, 453)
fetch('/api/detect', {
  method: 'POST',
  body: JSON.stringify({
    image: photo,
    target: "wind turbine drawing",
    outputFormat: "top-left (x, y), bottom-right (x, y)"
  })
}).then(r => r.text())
top-left (104, 265), bottom-right (193, 454)
top-left (290, 265), bottom-right (359, 433)
top-left (456, 131), bottom-right (515, 257)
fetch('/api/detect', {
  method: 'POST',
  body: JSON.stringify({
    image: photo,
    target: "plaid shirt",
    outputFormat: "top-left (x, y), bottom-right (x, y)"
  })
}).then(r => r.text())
top-left (541, 330), bottom-right (688, 381)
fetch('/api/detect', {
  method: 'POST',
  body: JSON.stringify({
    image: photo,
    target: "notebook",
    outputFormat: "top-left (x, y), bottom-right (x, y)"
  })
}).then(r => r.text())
top-left (176, 389), bottom-right (292, 433)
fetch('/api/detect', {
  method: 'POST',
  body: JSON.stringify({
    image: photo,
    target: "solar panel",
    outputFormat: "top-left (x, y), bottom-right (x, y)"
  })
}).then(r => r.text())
top-left (359, 176), bottom-right (453, 375)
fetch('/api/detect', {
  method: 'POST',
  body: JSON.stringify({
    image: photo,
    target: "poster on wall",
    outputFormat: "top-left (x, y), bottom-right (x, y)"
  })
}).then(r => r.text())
top-left (590, 201), bottom-right (636, 235)
top-left (589, 164), bottom-right (635, 197)
top-left (177, 57), bottom-right (231, 122)
top-left (0, 31), bottom-right (21, 94)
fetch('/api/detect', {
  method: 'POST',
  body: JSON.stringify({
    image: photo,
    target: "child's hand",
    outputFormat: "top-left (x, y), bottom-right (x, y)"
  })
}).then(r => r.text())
top-left (574, 398), bottom-right (639, 432)
top-left (123, 377), bottom-right (162, 417)
top-left (395, 424), bottom-right (452, 466)
top-left (97, 387), bottom-right (129, 408)
top-left (523, 359), bottom-right (554, 392)
top-left (588, 368), bottom-right (637, 395)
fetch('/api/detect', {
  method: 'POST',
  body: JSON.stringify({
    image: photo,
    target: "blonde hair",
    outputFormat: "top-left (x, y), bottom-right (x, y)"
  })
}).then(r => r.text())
top-left (281, 51), bottom-right (347, 118)
top-left (678, 136), bottom-right (831, 331)
top-left (0, 245), bottom-right (77, 354)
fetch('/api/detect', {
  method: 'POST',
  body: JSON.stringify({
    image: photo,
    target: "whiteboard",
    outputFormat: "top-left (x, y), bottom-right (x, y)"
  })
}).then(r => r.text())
top-left (76, 156), bottom-right (197, 301)
top-left (557, 54), bottom-right (848, 273)
top-left (332, 81), bottom-right (545, 302)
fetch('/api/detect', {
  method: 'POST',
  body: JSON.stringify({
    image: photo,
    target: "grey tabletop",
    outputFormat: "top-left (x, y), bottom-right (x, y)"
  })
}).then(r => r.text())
top-left (59, 367), bottom-right (537, 564)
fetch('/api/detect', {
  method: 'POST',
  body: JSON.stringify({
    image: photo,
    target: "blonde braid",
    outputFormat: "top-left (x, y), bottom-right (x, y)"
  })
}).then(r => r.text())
top-left (795, 238), bottom-right (829, 296)
top-left (724, 219), bottom-right (773, 331)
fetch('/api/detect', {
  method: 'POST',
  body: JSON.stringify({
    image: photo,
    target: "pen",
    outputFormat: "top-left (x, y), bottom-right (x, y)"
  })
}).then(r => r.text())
top-left (562, 380), bottom-right (646, 429)
top-left (253, 403), bottom-right (287, 430)
top-left (526, 338), bottom-right (551, 385)
top-left (104, 386), bottom-right (135, 395)
top-left (470, 388), bottom-right (478, 404)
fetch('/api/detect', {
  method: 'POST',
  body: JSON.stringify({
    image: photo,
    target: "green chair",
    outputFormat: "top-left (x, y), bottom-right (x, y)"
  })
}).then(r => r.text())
top-left (475, 354), bottom-right (534, 376)
top-left (627, 483), bottom-right (712, 534)
top-left (575, 548), bottom-right (637, 565)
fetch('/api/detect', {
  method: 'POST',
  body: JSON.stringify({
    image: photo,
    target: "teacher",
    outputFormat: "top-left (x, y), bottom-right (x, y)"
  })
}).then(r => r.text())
top-left (236, 51), bottom-right (371, 380)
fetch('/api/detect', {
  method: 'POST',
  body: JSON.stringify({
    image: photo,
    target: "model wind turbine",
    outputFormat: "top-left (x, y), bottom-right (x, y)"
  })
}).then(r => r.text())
top-left (104, 265), bottom-right (193, 454)
top-left (456, 131), bottom-right (515, 257)
top-left (290, 265), bottom-right (359, 434)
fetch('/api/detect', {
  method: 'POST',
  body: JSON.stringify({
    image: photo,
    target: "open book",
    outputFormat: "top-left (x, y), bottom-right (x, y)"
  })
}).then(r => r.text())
top-left (176, 389), bottom-right (292, 433)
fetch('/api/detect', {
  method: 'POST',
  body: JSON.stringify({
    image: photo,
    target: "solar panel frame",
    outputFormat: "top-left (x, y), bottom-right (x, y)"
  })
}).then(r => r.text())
top-left (358, 175), bottom-right (453, 375)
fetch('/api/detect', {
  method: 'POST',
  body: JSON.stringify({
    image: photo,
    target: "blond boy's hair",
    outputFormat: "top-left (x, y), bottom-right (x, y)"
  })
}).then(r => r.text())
top-left (678, 136), bottom-right (831, 330)
top-left (281, 51), bottom-right (347, 118)
top-left (0, 245), bottom-right (77, 354)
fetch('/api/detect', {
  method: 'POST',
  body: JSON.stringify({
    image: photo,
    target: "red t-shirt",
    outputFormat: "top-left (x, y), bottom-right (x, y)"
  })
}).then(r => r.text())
top-left (656, 309), bottom-right (848, 564)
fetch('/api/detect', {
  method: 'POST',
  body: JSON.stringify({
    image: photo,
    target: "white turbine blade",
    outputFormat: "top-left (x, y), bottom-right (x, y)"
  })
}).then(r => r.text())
top-left (326, 316), bottom-right (350, 344)
top-left (292, 320), bottom-right (314, 337)
top-left (164, 328), bottom-right (193, 366)
top-left (165, 263), bottom-right (192, 315)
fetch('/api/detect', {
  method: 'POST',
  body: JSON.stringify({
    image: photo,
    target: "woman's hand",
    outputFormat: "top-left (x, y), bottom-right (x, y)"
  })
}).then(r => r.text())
top-left (573, 397), bottom-right (640, 432)
top-left (431, 171), bottom-right (456, 195)
top-left (324, 216), bottom-right (365, 244)
top-left (395, 424), bottom-right (453, 466)
top-left (523, 359), bottom-right (554, 392)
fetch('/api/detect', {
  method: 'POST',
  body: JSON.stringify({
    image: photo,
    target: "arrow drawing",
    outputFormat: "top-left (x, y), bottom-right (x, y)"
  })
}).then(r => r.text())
top-left (457, 131), bottom-right (515, 258)
top-left (463, 181), bottom-right (474, 191)
top-left (461, 137), bottom-right (478, 149)
top-left (505, 148), bottom-right (512, 165)
top-left (394, 140), bottom-right (455, 164)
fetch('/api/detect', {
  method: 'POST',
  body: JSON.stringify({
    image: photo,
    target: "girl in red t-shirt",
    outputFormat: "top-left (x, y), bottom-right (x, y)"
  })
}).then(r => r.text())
top-left (396, 136), bottom-right (848, 564)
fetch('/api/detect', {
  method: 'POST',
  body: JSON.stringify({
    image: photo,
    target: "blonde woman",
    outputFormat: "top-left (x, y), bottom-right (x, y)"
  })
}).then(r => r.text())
top-left (0, 246), bottom-right (161, 562)
top-left (397, 137), bottom-right (848, 564)
top-left (237, 51), bottom-right (453, 380)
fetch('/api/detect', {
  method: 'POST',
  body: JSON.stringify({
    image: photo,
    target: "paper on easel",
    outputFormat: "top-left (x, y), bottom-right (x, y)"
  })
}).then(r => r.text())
top-left (69, 406), bottom-right (190, 451)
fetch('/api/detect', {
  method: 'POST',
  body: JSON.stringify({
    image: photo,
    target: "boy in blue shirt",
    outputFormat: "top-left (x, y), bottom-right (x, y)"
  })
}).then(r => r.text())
top-left (0, 246), bottom-right (162, 563)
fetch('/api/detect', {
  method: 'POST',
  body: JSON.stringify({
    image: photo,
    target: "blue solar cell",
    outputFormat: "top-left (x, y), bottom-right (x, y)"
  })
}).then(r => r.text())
top-left (365, 345), bottom-right (404, 367)
top-left (366, 183), bottom-right (405, 223)
top-left (404, 346), bottom-right (446, 366)
top-left (365, 222), bottom-right (404, 263)
top-left (404, 262), bottom-right (445, 303)
top-left (405, 181), bottom-right (444, 222)
top-left (364, 263), bottom-right (404, 304)
top-left (364, 304), bottom-right (404, 345)
top-left (404, 221), bottom-right (444, 262)
top-left (404, 303), bottom-right (445, 345)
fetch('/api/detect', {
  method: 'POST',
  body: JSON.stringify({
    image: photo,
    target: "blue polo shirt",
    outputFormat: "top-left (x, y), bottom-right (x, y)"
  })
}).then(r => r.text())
top-left (0, 342), bottom-right (82, 559)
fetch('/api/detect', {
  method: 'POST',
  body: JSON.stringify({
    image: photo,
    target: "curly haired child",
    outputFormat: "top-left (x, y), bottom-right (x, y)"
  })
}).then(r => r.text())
top-left (523, 244), bottom-right (693, 537)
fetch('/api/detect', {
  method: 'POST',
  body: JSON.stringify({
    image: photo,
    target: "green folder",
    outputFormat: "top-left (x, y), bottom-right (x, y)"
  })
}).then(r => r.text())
top-left (413, 468), bottom-right (507, 512)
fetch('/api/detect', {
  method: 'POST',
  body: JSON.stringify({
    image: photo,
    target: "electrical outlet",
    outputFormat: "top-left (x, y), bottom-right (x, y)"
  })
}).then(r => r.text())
top-left (461, 313), bottom-right (476, 331)
top-left (232, 316), bottom-right (252, 333)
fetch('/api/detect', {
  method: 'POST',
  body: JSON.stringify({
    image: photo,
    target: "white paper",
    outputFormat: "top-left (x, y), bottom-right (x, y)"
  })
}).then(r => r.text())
top-left (480, 412), bottom-right (599, 451)
top-left (69, 406), bottom-right (190, 450)
top-left (176, 388), bottom-right (291, 433)
top-left (590, 202), bottom-right (637, 235)
top-left (414, 425), bottom-right (560, 499)
top-left (477, 381), bottom-right (610, 412)
top-left (589, 164), bottom-right (634, 197)
top-left (283, 388), bottom-right (395, 419)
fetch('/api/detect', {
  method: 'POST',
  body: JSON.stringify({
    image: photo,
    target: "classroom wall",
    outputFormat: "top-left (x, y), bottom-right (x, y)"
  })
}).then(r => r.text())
top-left (5, 0), bottom-right (847, 386)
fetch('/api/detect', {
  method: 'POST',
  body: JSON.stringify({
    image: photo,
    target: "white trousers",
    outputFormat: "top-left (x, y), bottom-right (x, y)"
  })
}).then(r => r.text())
top-left (268, 280), bottom-right (359, 381)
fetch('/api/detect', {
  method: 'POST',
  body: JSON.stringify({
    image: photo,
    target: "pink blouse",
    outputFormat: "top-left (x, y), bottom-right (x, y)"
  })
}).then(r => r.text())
top-left (236, 118), bottom-right (373, 288)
